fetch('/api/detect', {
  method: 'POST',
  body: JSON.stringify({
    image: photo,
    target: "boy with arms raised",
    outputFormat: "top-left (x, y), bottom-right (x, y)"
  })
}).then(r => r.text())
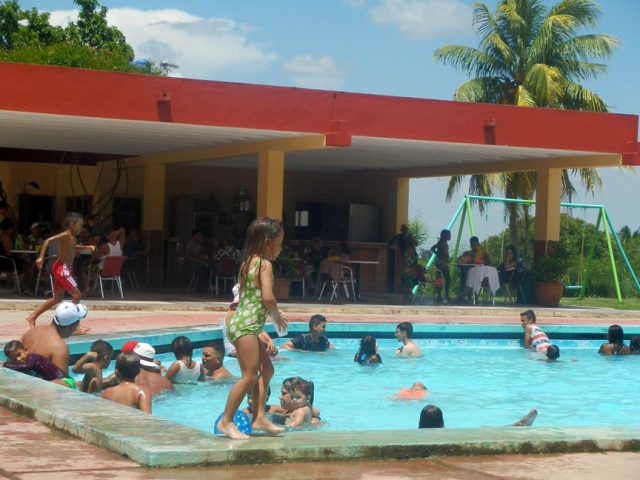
top-left (26, 212), bottom-right (95, 329)
top-left (102, 352), bottom-right (151, 413)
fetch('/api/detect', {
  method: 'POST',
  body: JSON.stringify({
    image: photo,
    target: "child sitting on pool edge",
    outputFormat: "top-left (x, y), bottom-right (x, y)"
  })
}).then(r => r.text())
top-left (354, 334), bottom-right (382, 365)
top-left (520, 309), bottom-right (550, 352)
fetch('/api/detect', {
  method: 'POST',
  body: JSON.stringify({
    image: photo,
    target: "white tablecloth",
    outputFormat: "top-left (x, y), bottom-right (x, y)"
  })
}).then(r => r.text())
top-left (465, 265), bottom-right (500, 295)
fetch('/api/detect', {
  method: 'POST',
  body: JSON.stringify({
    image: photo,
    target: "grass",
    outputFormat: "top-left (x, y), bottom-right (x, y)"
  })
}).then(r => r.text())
top-left (562, 296), bottom-right (640, 310)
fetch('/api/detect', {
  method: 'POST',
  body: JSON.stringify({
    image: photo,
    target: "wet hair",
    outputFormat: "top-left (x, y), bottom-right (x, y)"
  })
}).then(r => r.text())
top-left (282, 376), bottom-right (314, 406)
top-left (171, 336), bottom-right (194, 361)
top-left (419, 404), bottom-right (444, 428)
top-left (205, 342), bottom-right (225, 365)
top-left (359, 335), bottom-right (377, 357)
top-left (396, 321), bottom-right (413, 338)
top-left (505, 244), bottom-right (518, 258)
top-left (116, 352), bottom-right (141, 381)
top-left (469, 236), bottom-right (479, 244)
top-left (238, 217), bottom-right (284, 289)
top-left (64, 212), bottom-right (83, 227)
top-left (90, 339), bottom-right (113, 361)
top-left (309, 314), bottom-right (327, 330)
top-left (520, 309), bottom-right (536, 323)
top-left (607, 324), bottom-right (625, 345)
top-left (629, 336), bottom-right (640, 353)
top-left (546, 344), bottom-right (560, 360)
top-left (3, 340), bottom-right (24, 360)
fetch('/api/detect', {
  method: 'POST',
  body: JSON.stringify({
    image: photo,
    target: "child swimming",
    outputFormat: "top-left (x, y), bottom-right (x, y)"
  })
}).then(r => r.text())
top-left (354, 334), bottom-right (382, 365)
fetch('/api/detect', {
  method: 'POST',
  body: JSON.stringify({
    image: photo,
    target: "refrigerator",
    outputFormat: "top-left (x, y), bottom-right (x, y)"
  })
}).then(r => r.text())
top-left (348, 203), bottom-right (381, 242)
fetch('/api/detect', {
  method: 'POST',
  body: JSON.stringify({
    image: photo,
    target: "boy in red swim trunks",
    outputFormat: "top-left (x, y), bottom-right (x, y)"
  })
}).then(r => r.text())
top-left (26, 212), bottom-right (95, 328)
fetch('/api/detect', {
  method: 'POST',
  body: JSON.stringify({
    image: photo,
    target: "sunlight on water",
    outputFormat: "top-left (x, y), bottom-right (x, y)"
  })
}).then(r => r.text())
top-left (148, 338), bottom-right (640, 433)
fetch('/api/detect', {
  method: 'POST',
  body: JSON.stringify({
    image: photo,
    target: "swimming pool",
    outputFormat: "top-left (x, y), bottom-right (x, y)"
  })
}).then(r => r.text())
top-left (151, 336), bottom-right (640, 433)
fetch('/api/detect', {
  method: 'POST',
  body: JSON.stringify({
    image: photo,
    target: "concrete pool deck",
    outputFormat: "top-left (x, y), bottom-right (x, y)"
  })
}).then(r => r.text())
top-left (0, 298), bottom-right (639, 478)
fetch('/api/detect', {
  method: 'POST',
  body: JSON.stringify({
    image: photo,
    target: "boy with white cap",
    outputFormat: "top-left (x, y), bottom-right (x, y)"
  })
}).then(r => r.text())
top-left (132, 342), bottom-right (174, 395)
top-left (20, 301), bottom-right (88, 375)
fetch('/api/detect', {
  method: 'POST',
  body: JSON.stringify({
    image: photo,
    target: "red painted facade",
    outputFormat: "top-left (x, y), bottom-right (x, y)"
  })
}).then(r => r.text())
top-left (1, 62), bottom-right (638, 164)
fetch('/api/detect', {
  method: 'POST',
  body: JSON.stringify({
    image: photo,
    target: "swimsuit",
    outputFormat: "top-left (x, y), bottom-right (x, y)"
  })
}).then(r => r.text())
top-left (291, 333), bottom-right (330, 351)
top-left (226, 260), bottom-right (268, 343)
top-left (52, 261), bottom-right (78, 292)
top-left (530, 324), bottom-right (550, 351)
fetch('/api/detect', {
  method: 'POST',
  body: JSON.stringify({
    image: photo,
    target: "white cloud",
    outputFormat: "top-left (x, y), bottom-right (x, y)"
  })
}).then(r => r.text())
top-left (282, 54), bottom-right (347, 90)
top-left (367, 0), bottom-right (472, 39)
top-left (48, 8), bottom-right (277, 80)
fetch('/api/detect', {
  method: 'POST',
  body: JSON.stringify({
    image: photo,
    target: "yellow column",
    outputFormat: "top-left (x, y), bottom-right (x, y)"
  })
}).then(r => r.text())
top-left (535, 168), bottom-right (562, 244)
top-left (396, 177), bottom-right (410, 232)
top-left (142, 161), bottom-right (166, 230)
top-left (257, 150), bottom-right (284, 220)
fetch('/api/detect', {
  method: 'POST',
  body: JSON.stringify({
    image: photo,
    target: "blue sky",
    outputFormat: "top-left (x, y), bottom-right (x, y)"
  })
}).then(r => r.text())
top-left (20, 0), bottom-right (640, 240)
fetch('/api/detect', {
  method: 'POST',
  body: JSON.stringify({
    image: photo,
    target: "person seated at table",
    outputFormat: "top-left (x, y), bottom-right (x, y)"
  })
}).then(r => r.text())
top-left (497, 244), bottom-right (526, 292)
top-left (186, 230), bottom-right (211, 293)
top-left (0, 218), bottom-right (30, 292)
top-left (302, 237), bottom-right (329, 295)
top-left (213, 236), bottom-right (240, 262)
top-left (455, 236), bottom-right (490, 302)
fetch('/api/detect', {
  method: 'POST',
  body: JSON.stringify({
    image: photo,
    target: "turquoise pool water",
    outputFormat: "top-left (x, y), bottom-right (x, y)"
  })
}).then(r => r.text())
top-left (150, 337), bottom-right (640, 433)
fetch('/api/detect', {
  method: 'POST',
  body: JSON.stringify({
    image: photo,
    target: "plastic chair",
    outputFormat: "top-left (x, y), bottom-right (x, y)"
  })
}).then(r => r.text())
top-left (318, 264), bottom-right (356, 302)
top-left (186, 258), bottom-right (210, 293)
top-left (0, 255), bottom-right (21, 294)
top-left (95, 255), bottom-right (125, 299)
top-left (473, 277), bottom-right (495, 305)
top-left (212, 258), bottom-right (237, 295)
top-left (414, 267), bottom-right (445, 305)
top-left (34, 254), bottom-right (57, 297)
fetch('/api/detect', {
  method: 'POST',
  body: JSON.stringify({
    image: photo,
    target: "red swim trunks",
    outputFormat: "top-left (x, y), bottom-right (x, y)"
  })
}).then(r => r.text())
top-left (52, 261), bottom-right (78, 293)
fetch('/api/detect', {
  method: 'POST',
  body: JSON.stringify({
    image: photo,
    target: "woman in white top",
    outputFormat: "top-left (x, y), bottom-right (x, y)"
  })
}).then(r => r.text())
top-left (165, 336), bottom-right (205, 384)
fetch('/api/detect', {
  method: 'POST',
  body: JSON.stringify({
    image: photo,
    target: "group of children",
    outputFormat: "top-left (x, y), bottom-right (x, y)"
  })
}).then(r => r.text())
top-left (5, 213), bottom-right (639, 441)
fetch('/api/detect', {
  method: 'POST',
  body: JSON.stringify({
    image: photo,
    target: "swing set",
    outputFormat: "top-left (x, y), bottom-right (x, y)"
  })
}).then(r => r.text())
top-left (427, 194), bottom-right (640, 303)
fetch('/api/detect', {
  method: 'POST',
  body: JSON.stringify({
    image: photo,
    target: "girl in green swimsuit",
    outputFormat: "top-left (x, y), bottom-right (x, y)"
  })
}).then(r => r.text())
top-left (216, 217), bottom-right (288, 440)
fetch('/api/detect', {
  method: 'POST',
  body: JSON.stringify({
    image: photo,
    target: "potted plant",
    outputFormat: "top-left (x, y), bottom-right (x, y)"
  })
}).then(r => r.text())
top-left (532, 241), bottom-right (570, 307)
top-left (272, 244), bottom-right (301, 300)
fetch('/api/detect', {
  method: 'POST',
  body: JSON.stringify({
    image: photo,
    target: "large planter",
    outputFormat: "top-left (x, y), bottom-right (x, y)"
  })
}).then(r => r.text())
top-left (273, 278), bottom-right (291, 300)
top-left (534, 282), bottom-right (564, 307)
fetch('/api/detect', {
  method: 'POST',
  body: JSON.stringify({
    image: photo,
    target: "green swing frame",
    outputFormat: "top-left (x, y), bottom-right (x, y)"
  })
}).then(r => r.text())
top-left (426, 194), bottom-right (640, 303)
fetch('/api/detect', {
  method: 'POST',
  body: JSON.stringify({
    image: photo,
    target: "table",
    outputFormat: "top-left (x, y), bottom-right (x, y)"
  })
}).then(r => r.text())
top-left (465, 265), bottom-right (500, 295)
top-left (340, 259), bottom-right (380, 301)
top-left (9, 250), bottom-right (39, 255)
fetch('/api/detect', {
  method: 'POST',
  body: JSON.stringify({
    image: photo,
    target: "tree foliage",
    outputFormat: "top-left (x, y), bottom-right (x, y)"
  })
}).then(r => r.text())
top-left (434, 0), bottom-right (617, 245)
top-left (0, 0), bottom-right (163, 74)
top-left (483, 214), bottom-right (640, 298)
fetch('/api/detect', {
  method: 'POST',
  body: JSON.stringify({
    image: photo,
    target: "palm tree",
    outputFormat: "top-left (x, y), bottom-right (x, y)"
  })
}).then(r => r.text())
top-left (434, 0), bottom-right (618, 246)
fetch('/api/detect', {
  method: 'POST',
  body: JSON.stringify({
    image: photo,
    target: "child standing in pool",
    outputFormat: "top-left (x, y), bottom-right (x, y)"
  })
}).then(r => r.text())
top-left (216, 217), bottom-right (288, 440)
top-left (520, 309), bottom-right (550, 352)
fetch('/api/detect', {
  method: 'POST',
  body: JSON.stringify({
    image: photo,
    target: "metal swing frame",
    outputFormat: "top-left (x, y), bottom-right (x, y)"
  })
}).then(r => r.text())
top-left (426, 194), bottom-right (640, 303)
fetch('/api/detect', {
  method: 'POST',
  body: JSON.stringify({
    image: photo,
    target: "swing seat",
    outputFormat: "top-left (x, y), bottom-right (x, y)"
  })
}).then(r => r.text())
top-left (564, 285), bottom-right (582, 291)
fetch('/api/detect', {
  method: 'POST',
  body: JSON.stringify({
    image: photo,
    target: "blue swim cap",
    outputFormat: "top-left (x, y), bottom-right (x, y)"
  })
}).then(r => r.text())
top-left (213, 411), bottom-right (252, 435)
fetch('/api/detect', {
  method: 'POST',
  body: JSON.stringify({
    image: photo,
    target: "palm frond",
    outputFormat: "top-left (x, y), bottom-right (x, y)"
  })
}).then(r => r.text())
top-left (480, 31), bottom-right (517, 71)
top-left (570, 167), bottom-right (602, 195)
top-left (553, 59), bottom-right (606, 81)
top-left (562, 80), bottom-right (608, 111)
top-left (524, 63), bottom-right (563, 105)
top-left (472, 2), bottom-right (499, 39)
top-left (560, 169), bottom-right (577, 200)
top-left (433, 45), bottom-right (502, 77)
top-left (559, 34), bottom-right (619, 61)
top-left (453, 77), bottom-right (508, 103)
top-left (549, 0), bottom-right (601, 29)
top-left (515, 84), bottom-right (537, 106)
top-left (446, 175), bottom-right (466, 201)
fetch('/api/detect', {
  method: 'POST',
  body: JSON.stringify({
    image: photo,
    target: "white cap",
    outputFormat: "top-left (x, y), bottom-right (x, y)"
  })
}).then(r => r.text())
top-left (133, 342), bottom-right (158, 369)
top-left (53, 302), bottom-right (88, 326)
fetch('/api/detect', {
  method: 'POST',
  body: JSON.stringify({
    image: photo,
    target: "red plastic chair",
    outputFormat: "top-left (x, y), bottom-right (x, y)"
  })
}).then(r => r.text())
top-left (96, 255), bottom-right (125, 299)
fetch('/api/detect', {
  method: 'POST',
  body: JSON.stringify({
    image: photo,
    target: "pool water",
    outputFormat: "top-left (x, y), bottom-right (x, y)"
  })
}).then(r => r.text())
top-left (148, 337), bottom-right (640, 433)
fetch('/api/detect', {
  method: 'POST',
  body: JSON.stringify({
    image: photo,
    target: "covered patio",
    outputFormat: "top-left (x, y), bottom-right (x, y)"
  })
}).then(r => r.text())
top-left (0, 62), bottom-right (637, 298)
